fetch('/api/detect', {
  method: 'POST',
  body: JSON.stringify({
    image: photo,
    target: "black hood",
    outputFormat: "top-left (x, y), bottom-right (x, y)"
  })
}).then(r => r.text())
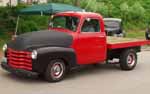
top-left (8, 30), bottom-right (73, 51)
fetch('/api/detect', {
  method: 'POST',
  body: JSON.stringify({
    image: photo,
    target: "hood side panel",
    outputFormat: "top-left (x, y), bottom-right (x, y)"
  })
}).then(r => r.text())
top-left (8, 30), bottom-right (73, 51)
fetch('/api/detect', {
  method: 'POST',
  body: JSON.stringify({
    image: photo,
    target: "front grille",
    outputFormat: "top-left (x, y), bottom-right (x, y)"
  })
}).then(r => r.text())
top-left (7, 48), bottom-right (32, 71)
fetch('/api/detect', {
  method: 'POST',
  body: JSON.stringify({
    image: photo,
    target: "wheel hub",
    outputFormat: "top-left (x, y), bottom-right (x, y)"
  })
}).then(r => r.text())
top-left (51, 62), bottom-right (64, 79)
top-left (53, 64), bottom-right (61, 76)
top-left (127, 53), bottom-right (135, 67)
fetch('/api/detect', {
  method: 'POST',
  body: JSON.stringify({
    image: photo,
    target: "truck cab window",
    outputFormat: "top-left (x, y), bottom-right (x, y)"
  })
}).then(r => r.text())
top-left (81, 18), bottom-right (100, 32)
top-left (49, 16), bottom-right (79, 32)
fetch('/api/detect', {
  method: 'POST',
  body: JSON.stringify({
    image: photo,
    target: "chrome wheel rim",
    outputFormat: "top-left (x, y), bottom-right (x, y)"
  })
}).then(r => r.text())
top-left (51, 62), bottom-right (64, 79)
top-left (127, 53), bottom-right (136, 67)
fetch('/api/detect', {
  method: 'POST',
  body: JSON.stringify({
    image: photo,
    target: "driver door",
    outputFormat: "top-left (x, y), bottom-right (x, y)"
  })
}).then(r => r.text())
top-left (76, 18), bottom-right (106, 64)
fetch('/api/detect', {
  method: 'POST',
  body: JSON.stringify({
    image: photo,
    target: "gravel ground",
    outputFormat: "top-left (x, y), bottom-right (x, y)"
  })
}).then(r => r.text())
top-left (142, 46), bottom-right (150, 51)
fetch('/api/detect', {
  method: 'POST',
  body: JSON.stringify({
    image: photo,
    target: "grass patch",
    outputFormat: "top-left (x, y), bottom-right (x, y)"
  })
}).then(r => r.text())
top-left (126, 30), bottom-right (145, 39)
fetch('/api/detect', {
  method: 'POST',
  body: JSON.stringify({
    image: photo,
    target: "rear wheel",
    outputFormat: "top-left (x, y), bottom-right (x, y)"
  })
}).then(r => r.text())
top-left (44, 59), bottom-right (66, 82)
top-left (120, 49), bottom-right (137, 70)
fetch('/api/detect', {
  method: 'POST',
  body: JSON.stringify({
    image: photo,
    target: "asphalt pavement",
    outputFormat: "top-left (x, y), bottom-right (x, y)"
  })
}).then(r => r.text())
top-left (0, 51), bottom-right (150, 94)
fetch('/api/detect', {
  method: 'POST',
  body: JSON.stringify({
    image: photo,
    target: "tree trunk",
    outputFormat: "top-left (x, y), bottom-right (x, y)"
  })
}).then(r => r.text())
top-left (9, 0), bottom-right (11, 7)
top-left (74, 0), bottom-right (80, 6)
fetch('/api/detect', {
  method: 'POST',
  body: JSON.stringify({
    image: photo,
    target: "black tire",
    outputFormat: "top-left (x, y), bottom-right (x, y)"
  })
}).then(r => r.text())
top-left (44, 59), bottom-right (66, 82)
top-left (120, 49), bottom-right (137, 70)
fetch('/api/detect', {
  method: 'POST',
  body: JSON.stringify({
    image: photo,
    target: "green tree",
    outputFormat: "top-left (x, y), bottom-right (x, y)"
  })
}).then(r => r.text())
top-left (129, 2), bottom-right (145, 22)
top-left (120, 2), bottom-right (130, 21)
top-left (97, 3), bottom-right (109, 17)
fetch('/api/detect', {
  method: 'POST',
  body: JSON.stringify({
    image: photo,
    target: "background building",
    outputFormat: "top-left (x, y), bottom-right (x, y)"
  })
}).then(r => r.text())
top-left (19, 0), bottom-right (47, 4)
top-left (0, 0), bottom-right (47, 6)
top-left (0, 0), bottom-right (18, 6)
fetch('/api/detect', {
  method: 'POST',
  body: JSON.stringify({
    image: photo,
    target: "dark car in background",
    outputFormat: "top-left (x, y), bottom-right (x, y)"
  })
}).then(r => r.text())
top-left (104, 18), bottom-right (125, 37)
top-left (146, 24), bottom-right (150, 40)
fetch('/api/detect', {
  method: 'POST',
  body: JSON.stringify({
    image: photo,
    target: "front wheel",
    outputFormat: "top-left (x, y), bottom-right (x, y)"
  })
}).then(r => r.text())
top-left (44, 59), bottom-right (66, 82)
top-left (120, 49), bottom-right (137, 70)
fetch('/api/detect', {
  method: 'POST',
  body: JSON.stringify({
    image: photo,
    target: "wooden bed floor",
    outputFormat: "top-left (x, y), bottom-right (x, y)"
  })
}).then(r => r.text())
top-left (107, 36), bottom-right (145, 44)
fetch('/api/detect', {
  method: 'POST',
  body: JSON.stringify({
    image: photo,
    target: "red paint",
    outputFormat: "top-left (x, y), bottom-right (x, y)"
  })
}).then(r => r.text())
top-left (5, 12), bottom-right (150, 72)
top-left (49, 12), bottom-right (150, 65)
top-left (49, 12), bottom-right (107, 64)
top-left (7, 48), bottom-right (32, 71)
top-left (107, 40), bottom-right (150, 50)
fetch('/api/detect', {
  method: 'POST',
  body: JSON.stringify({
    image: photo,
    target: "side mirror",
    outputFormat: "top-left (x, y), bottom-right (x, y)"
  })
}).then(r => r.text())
top-left (86, 18), bottom-right (91, 22)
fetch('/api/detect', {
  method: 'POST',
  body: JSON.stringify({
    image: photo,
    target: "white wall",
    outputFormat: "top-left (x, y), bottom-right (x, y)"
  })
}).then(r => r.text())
top-left (0, 0), bottom-right (47, 6)
top-left (10, 0), bottom-right (18, 6)
top-left (38, 0), bottom-right (47, 3)
top-left (0, 0), bottom-right (18, 6)
top-left (20, 0), bottom-right (47, 4)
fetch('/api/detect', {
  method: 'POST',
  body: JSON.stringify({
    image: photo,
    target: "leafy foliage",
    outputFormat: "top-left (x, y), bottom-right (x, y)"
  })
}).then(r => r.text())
top-left (0, 0), bottom-right (150, 34)
top-left (46, 0), bottom-right (147, 30)
top-left (0, 0), bottom-right (149, 48)
top-left (0, 5), bottom-right (48, 34)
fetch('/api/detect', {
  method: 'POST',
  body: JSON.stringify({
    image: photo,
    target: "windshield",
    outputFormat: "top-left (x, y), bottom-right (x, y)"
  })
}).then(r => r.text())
top-left (104, 21), bottom-right (120, 28)
top-left (49, 16), bottom-right (79, 32)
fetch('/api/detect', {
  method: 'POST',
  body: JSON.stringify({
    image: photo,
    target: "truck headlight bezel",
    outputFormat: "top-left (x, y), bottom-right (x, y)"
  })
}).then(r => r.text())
top-left (2, 44), bottom-right (7, 52)
top-left (31, 50), bottom-right (38, 59)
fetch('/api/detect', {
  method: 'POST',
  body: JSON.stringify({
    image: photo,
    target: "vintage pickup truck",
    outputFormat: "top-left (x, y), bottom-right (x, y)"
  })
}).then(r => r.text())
top-left (1, 11), bottom-right (150, 82)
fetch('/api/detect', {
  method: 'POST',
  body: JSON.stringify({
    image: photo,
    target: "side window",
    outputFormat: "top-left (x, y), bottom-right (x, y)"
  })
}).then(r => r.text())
top-left (81, 18), bottom-right (100, 32)
top-left (52, 16), bottom-right (66, 28)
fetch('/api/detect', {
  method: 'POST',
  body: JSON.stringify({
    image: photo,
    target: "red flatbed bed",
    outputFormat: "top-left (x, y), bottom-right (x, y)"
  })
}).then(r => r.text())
top-left (107, 37), bottom-right (150, 49)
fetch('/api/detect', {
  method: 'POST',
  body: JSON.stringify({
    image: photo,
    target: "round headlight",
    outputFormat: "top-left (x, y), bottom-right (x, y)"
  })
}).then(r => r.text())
top-left (2, 44), bottom-right (7, 52)
top-left (31, 50), bottom-right (37, 59)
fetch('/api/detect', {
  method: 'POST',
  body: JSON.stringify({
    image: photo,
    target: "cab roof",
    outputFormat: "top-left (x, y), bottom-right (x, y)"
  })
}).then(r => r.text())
top-left (55, 11), bottom-right (103, 18)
